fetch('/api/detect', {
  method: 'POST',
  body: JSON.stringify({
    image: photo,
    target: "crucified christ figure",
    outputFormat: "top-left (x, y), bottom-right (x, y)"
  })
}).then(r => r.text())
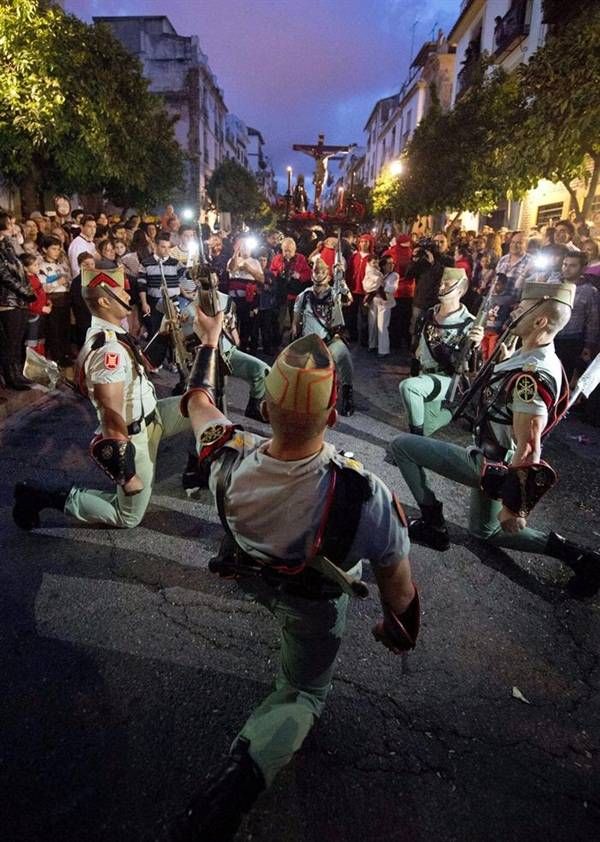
top-left (293, 134), bottom-right (353, 212)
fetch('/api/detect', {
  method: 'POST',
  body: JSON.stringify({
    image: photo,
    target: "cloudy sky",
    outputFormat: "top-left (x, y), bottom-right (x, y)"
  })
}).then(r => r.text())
top-left (66, 0), bottom-right (459, 192)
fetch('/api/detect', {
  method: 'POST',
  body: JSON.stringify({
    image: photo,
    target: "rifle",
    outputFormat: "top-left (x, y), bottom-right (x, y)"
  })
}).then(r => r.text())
top-left (332, 228), bottom-right (351, 303)
top-left (443, 279), bottom-right (497, 411)
top-left (188, 230), bottom-right (226, 412)
top-left (450, 297), bottom-right (548, 422)
top-left (142, 259), bottom-right (194, 392)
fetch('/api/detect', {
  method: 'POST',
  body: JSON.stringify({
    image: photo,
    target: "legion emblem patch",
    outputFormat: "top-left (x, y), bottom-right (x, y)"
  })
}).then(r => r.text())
top-left (200, 424), bottom-right (226, 445)
top-left (515, 374), bottom-right (537, 403)
top-left (104, 352), bottom-right (120, 370)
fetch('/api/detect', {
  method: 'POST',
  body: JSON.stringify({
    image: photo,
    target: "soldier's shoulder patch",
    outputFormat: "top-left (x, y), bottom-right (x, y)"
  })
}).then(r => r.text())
top-left (104, 351), bottom-right (120, 370)
top-left (514, 373), bottom-right (538, 402)
top-left (228, 429), bottom-right (259, 452)
top-left (331, 450), bottom-right (365, 473)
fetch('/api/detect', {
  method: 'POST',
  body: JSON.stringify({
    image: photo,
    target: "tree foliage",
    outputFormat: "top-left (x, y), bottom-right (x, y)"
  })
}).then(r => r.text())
top-left (0, 0), bottom-right (184, 208)
top-left (373, 65), bottom-right (522, 222)
top-left (513, 7), bottom-right (600, 218)
top-left (207, 158), bottom-right (265, 224)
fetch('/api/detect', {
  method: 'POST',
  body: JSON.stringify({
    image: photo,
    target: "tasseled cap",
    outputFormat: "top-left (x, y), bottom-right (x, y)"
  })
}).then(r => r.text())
top-left (520, 281), bottom-right (575, 308)
top-left (265, 334), bottom-right (337, 414)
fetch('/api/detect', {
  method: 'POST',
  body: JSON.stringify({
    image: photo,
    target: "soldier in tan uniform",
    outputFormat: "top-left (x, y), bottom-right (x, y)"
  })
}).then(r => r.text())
top-left (13, 267), bottom-right (191, 529)
top-left (172, 313), bottom-right (420, 841)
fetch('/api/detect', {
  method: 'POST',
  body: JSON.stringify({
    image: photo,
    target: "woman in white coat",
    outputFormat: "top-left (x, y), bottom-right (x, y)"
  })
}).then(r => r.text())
top-left (363, 256), bottom-right (398, 357)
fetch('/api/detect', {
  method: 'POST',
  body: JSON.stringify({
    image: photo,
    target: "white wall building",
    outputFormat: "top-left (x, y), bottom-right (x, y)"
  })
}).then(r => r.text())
top-left (448, 0), bottom-right (596, 230)
top-left (225, 114), bottom-right (249, 169)
top-left (364, 34), bottom-right (456, 189)
top-left (95, 16), bottom-right (227, 210)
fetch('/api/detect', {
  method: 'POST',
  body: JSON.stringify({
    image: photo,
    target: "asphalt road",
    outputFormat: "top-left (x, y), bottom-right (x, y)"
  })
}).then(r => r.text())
top-left (1, 348), bottom-right (599, 842)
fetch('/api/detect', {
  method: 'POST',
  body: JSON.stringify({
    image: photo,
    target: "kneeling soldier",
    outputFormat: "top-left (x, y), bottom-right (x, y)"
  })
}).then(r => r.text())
top-left (172, 313), bottom-right (420, 841)
top-left (389, 281), bottom-right (600, 597)
top-left (13, 268), bottom-right (191, 529)
top-left (400, 267), bottom-right (478, 436)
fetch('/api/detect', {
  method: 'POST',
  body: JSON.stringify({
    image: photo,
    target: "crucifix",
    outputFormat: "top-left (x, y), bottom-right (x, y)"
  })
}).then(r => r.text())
top-left (293, 133), bottom-right (354, 212)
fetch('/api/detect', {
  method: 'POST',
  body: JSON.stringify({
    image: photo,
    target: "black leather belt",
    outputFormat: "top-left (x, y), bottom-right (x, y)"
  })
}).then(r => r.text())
top-left (127, 409), bottom-right (157, 435)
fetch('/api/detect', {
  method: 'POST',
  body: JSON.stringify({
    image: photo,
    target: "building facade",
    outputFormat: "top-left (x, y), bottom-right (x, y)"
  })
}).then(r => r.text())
top-left (225, 114), bottom-right (249, 169)
top-left (246, 127), bottom-right (277, 205)
top-left (95, 16), bottom-right (226, 211)
top-left (448, 0), bottom-right (598, 229)
top-left (364, 33), bottom-right (456, 189)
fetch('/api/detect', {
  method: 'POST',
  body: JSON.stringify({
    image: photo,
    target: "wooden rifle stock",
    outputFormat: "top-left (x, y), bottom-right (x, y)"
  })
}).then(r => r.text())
top-left (443, 280), bottom-right (498, 411)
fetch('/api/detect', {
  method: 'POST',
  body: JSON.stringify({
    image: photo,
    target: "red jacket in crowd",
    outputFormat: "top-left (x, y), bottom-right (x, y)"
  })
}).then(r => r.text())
top-left (26, 273), bottom-right (49, 316)
top-left (384, 235), bottom-right (415, 299)
top-left (350, 251), bottom-right (373, 295)
top-left (270, 252), bottom-right (312, 301)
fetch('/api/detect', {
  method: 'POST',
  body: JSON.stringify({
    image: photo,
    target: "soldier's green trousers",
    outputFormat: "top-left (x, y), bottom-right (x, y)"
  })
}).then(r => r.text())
top-left (328, 337), bottom-right (353, 387)
top-left (389, 432), bottom-right (549, 552)
top-left (234, 577), bottom-right (351, 787)
top-left (64, 396), bottom-right (190, 529)
top-left (398, 373), bottom-right (452, 435)
top-left (227, 347), bottom-right (270, 400)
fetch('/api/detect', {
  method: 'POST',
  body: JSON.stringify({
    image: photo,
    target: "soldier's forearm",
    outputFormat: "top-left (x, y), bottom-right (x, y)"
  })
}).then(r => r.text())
top-left (100, 406), bottom-right (129, 439)
top-left (187, 392), bottom-right (228, 432)
top-left (374, 558), bottom-right (414, 615)
top-left (511, 412), bottom-right (544, 464)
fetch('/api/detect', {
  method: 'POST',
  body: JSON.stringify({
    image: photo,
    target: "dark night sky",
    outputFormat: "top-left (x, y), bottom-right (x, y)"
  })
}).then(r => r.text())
top-left (66, 0), bottom-right (459, 192)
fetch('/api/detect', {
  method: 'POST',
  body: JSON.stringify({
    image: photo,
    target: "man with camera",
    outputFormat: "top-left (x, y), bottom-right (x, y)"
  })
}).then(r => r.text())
top-left (406, 232), bottom-right (454, 343)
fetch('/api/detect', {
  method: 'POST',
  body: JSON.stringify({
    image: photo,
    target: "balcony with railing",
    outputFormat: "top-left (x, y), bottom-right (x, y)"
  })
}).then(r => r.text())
top-left (456, 39), bottom-right (481, 98)
top-left (493, 0), bottom-right (530, 59)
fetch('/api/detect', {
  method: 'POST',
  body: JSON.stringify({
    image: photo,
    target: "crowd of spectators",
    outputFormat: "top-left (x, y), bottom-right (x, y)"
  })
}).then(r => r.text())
top-left (0, 205), bottom-right (598, 422)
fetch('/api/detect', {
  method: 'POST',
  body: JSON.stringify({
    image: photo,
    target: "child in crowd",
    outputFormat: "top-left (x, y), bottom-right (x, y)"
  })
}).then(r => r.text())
top-left (363, 256), bottom-right (398, 357)
top-left (22, 253), bottom-right (52, 356)
top-left (481, 273), bottom-right (513, 361)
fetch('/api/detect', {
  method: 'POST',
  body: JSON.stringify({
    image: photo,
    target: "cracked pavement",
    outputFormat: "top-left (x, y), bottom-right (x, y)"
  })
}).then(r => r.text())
top-left (1, 346), bottom-right (599, 841)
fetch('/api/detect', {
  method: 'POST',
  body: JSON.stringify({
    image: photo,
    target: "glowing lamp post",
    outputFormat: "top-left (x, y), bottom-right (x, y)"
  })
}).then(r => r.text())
top-left (285, 166), bottom-right (293, 221)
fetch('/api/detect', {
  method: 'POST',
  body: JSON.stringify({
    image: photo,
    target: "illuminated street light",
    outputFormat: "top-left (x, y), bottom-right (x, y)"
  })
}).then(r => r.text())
top-left (389, 159), bottom-right (404, 177)
top-left (181, 207), bottom-right (195, 220)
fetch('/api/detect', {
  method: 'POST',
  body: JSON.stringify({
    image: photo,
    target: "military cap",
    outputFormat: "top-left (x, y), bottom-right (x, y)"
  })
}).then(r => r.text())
top-left (311, 256), bottom-right (330, 284)
top-left (520, 281), bottom-right (575, 308)
top-left (440, 267), bottom-right (468, 285)
top-left (81, 267), bottom-right (126, 298)
top-left (265, 334), bottom-right (336, 414)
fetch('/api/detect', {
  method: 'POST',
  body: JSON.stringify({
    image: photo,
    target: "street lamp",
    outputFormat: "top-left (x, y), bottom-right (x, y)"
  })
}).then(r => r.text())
top-left (389, 159), bottom-right (404, 177)
top-left (285, 166), bottom-right (293, 221)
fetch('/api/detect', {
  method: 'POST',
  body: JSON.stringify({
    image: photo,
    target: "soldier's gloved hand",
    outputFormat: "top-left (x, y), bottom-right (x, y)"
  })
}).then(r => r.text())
top-left (372, 587), bottom-right (420, 654)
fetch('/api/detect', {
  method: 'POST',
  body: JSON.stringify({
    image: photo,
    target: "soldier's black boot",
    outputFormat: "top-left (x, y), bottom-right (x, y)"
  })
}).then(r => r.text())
top-left (408, 501), bottom-right (450, 551)
top-left (545, 532), bottom-right (600, 599)
top-left (409, 425), bottom-right (424, 435)
top-left (13, 482), bottom-right (70, 530)
top-left (340, 384), bottom-right (354, 416)
top-left (244, 397), bottom-right (264, 423)
top-left (2, 363), bottom-right (31, 391)
top-left (171, 739), bottom-right (265, 842)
